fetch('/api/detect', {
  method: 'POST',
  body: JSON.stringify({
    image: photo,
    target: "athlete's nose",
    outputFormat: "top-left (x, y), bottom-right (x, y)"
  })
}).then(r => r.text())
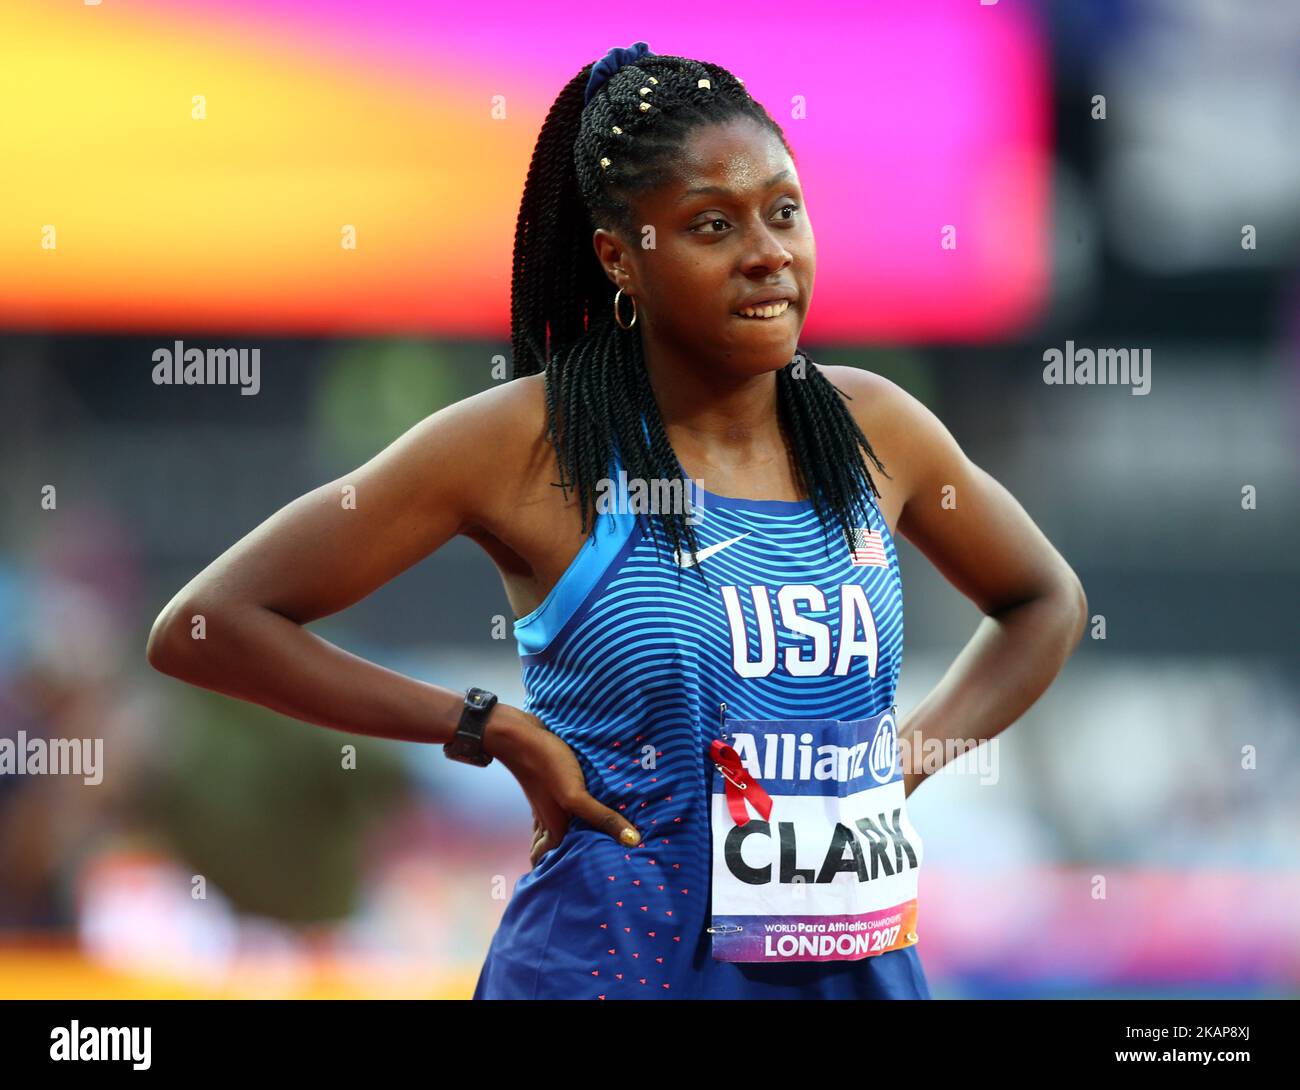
top-left (738, 222), bottom-right (793, 278)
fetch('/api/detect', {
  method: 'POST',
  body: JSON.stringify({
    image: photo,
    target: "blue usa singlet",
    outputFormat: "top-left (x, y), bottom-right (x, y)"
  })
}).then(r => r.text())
top-left (472, 436), bottom-right (931, 1000)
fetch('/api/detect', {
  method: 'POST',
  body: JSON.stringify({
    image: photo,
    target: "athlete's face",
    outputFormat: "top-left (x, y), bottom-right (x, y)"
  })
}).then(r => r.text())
top-left (597, 116), bottom-right (815, 377)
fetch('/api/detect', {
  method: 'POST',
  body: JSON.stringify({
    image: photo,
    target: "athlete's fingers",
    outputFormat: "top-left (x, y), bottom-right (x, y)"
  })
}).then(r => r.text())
top-left (534, 793), bottom-right (572, 851)
top-left (530, 827), bottom-right (550, 868)
top-left (563, 789), bottom-right (641, 848)
top-left (526, 799), bottom-right (553, 867)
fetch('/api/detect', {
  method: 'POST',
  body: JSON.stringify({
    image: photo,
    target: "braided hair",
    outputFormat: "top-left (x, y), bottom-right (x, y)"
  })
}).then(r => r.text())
top-left (510, 49), bottom-right (891, 586)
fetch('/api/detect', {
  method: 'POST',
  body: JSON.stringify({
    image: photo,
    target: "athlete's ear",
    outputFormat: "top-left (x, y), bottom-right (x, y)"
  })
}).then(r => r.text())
top-left (593, 228), bottom-right (635, 294)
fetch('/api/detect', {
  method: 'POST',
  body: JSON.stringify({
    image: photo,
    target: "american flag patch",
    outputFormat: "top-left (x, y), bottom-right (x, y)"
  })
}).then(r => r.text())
top-left (847, 526), bottom-right (887, 567)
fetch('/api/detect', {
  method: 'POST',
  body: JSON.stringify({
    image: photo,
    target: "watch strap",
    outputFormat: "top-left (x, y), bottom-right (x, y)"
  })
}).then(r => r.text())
top-left (443, 687), bottom-right (498, 766)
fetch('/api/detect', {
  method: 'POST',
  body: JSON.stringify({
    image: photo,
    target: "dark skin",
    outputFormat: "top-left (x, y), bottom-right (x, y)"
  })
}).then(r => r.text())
top-left (147, 116), bottom-right (1088, 872)
top-left (595, 115), bottom-right (817, 499)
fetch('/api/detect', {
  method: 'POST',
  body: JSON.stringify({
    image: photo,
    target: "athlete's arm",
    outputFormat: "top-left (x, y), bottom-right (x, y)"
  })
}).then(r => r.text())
top-left (825, 366), bottom-right (1088, 796)
top-left (146, 376), bottom-right (640, 850)
top-left (147, 381), bottom-right (511, 739)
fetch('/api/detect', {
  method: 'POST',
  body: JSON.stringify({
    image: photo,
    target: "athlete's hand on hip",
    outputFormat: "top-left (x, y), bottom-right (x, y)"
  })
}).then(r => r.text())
top-left (482, 703), bottom-right (641, 864)
top-left (529, 809), bottom-right (548, 868)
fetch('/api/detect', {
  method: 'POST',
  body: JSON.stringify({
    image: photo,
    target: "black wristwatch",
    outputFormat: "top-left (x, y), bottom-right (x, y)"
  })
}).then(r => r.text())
top-left (443, 687), bottom-right (499, 767)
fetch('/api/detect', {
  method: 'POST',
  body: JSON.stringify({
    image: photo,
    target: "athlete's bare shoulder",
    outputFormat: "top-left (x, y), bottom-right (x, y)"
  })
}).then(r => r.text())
top-left (402, 371), bottom-right (554, 533)
top-left (816, 363), bottom-right (915, 439)
top-left (814, 364), bottom-right (933, 526)
top-left (439, 371), bottom-right (593, 618)
top-left (428, 370), bottom-right (547, 458)
top-left (818, 363), bottom-right (1084, 615)
top-left (142, 372), bottom-right (561, 632)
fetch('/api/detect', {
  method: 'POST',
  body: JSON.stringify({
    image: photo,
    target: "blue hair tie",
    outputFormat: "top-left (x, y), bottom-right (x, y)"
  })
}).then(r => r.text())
top-left (584, 40), bottom-right (653, 107)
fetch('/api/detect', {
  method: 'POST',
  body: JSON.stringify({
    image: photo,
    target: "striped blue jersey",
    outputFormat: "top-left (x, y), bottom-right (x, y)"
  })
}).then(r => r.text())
top-left (473, 443), bottom-right (931, 1000)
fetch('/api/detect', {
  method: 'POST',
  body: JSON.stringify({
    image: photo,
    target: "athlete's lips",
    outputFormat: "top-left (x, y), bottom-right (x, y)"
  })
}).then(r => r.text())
top-left (733, 287), bottom-right (797, 313)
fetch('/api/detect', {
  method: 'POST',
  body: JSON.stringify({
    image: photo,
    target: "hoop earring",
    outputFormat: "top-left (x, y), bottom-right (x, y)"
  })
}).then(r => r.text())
top-left (613, 288), bottom-right (638, 330)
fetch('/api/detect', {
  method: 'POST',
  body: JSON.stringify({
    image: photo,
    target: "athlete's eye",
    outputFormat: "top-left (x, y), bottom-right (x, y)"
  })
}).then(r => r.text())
top-left (691, 204), bottom-right (800, 235)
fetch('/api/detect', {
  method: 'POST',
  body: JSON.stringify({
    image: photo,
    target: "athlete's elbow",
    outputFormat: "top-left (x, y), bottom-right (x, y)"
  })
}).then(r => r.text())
top-left (1057, 568), bottom-right (1089, 647)
top-left (146, 601), bottom-right (185, 677)
top-left (146, 594), bottom-right (216, 679)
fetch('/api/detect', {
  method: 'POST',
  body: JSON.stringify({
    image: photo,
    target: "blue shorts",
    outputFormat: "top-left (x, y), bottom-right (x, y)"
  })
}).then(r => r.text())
top-left (470, 828), bottom-right (932, 1000)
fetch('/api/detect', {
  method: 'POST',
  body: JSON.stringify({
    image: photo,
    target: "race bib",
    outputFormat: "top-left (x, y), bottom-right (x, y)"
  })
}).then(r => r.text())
top-left (707, 706), bottom-right (922, 963)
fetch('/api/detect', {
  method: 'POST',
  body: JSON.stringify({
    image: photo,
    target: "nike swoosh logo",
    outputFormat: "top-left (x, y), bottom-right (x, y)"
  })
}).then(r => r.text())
top-left (675, 532), bottom-right (751, 568)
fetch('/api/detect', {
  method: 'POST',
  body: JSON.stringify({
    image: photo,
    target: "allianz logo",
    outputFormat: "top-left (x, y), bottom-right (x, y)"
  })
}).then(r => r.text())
top-left (729, 717), bottom-right (898, 786)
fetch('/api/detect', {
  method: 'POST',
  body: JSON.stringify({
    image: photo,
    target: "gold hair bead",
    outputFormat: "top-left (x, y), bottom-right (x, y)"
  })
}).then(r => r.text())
top-left (698, 78), bottom-right (711, 89)
top-left (611, 125), bottom-right (622, 134)
top-left (638, 101), bottom-right (650, 112)
top-left (648, 76), bottom-right (658, 84)
top-left (599, 157), bottom-right (611, 169)
top-left (639, 86), bottom-right (652, 96)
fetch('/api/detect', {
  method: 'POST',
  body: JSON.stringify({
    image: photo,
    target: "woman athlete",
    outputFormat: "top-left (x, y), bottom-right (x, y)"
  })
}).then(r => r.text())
top-left (147, 42), bottom-right (1087, 1000)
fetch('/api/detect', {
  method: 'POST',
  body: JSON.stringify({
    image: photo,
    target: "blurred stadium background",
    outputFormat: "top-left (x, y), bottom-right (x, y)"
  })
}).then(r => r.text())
top-left (2, 0), bottom-right (1298, 998)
